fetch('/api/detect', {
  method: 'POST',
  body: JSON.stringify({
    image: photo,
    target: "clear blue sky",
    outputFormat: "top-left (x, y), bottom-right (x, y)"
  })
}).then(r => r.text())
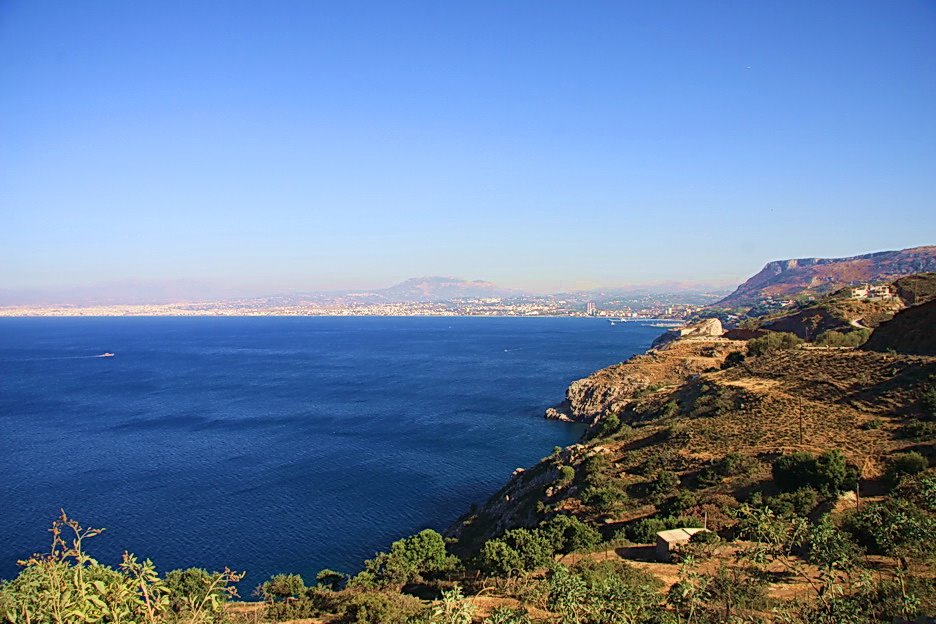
top-left (2, 1), bottom-right (934, 297)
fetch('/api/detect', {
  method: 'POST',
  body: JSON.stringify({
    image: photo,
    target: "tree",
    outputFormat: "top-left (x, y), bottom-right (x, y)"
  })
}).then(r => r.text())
top-left (540, 515), bottom-right (601, 555)
top-left (259, 573), bottom-right (306, 601)
top-left (360, 529), bottom-right (457, 586)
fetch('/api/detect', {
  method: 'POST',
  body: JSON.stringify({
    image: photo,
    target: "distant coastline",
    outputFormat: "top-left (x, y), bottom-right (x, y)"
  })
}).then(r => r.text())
top-left (0, 303), bottom-right (699, 320)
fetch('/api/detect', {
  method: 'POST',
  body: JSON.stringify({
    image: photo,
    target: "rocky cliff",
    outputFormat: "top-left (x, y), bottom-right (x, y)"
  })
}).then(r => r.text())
top-left (544, 335), bottom-right (742, 424)
top-left (714, 245), bottom-right (936, 309)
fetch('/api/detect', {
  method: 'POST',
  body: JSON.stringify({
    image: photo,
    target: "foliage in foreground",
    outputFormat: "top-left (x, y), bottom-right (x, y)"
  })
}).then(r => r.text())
top-left (2, 474), bottom-right (934, 624)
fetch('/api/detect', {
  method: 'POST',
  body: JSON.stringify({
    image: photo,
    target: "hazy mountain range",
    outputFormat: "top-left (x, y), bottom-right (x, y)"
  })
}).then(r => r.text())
top-left (4, 245), bottom-right (934, 308)
top-left (0, 275), bottom-right (731, 307)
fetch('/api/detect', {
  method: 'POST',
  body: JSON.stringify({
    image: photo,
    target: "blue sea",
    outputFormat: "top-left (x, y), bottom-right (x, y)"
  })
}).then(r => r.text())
top-left (0, 316), bottom-right (658, 585)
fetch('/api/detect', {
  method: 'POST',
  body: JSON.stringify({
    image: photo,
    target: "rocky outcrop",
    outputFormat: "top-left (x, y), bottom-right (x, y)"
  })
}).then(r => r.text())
top-left (445, 444), bottom-right (595, 553)
top-left (862, 299), bottom-right (936, 356)
top-left (714, 246), bottom-right (936, 309)
top-left (651, 318), bottom-right (723, 348)
top-left (544, 337), bottom-right (742, 423)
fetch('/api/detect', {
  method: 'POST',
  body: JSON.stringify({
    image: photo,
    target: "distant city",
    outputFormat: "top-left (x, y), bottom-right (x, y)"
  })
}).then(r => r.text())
top-left (0, 289), bottom-right (727, 319)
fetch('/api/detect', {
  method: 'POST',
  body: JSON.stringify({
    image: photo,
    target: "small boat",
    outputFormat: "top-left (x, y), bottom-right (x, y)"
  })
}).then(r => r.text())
top-left (98, 352), bottom-right (115, 358)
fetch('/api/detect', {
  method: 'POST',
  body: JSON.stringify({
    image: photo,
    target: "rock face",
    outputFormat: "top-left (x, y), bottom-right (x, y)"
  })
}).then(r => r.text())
top-left (714, 246), bottom-right (936, 309)
top-left (545, 337), bottom-right (740, 423)
top-left (862, 299), bottom-right (936, 356)
top-left (651, 318), bottom-right (723, 348)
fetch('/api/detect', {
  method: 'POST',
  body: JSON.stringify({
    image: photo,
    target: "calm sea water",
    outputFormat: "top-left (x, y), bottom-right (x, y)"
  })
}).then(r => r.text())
top-left (0, 316), bottom-right (658, 585)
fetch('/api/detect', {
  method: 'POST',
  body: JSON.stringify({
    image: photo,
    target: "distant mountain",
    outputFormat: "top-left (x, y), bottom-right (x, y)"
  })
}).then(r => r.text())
top-left (379, 276), bottom-right (520, 302)
top-left (714, 245), bottom-right (936, 309)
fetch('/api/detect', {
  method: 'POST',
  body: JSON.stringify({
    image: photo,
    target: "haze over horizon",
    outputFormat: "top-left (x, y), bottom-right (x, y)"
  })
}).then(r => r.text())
top-left (2, 1), bottom-right (935, 301)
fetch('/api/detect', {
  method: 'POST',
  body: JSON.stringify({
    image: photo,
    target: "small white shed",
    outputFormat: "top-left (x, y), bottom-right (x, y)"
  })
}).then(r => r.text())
top-left (655, 527), bottom-right (708, 561)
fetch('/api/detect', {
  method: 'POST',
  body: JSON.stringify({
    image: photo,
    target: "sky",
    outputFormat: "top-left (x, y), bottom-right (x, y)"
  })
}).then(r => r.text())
top-left (1, 1), bottom-right (935, 300)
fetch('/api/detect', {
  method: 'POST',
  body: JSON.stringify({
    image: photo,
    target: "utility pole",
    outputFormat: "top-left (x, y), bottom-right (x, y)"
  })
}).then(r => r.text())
top-left (798, 398), bottom-right (804, 446)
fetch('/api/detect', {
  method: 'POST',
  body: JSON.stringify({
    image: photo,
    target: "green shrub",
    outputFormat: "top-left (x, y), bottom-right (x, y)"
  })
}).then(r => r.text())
top-left (766, 487), bottom-right (819, 517)
top-left (663, 489), bottom-right (699, 516)
top-left (547, 562), bottom-right (664, 624)
top-left (815, 328), bottom-right (871, 347)
top-left (748, 332), bottom-right (803, 356)
top-left (478, 528), bottom-right (555, 576)
top-left (721, 350), bottom-right (746, 369)
top-left (540, 514), bottom-right (601, 554)
top-left (260, 573), bottom-right (306, 601)
top-left (477, 539), bottom-right (522, 577)
top-left (337, 590), bottom-right (425, 624)
top-left (862, 417), bottom-right (884, 430)
top-left (316, 568), bottom-right (347, 590)
top-left (164, 567), bottom-right (223, 613)
top-left (581, 482), bottom-right (627, 512)
top-left (661, 400), bottom-right (680, 418)
top-left (593, 412), bottom-right (621, 438)
top-left (921, 385), bottom-right (936, 420)
top-left (718, 452), bottom-right (756, 477)
top-left (842, 499), bottom-right (936, 559)
top-left (358, 529), bottom-right (457, 587)
top-left (557, 464), bottom-right (576, 486)
top-left (772, 449), bottom-right (857, 497)
top-left (901, 420), bottom-right (936, 441)
top-left (895, 472), bottom-right (936, 512)
top-left (884, 452), bottom-right (928, 487)
top-left (645, 469), bottom-right (680, 502)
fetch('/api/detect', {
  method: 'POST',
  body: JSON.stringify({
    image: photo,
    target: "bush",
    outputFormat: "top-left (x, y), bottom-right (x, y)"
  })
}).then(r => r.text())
top-left (358, 529), bottom-right (457, 587)
top-left (547, 562), bottom-right (664, 624)
top-left (316, 569), bottom-right (347, 590)
top-left (718, 452), bottom-right (756, 477)
top-left (556, 465), bottom-right (575, 487)
top-left (921, 385), bottom-right (936, 420)
top-left (766, 487), bottom-right (819, 517)
top-left (259, 573), bottom-right (306, 601)
top-left (580, 460), bottom-right (628, 512)
top-left (164, 568), bottom-right (221, 612)
top-left (747, 332), bottom-right (803, 356)
top-left (901, 420), bottom-right (936, 441)
top-left (540, 514), bottom-right (601, 554)
top-left (337, 590), bottom-right (425, 624)
top-left (478, 528), bottom-right (554, 576)
top-left (721, 350), bottom-right (746, 369)
top-left (662, 489), bottom-right (698, 516)
top-left (815, 328), bottom-right (871, 347)
top-left (772, 450), bottom-right (857, 497)
top-left (477, 540), bottom-right (522, 577)
top-left (593, 412), bottom-right (621, 438)
top-left (842, 499), bottom-right (936, 559)
top-left (644, 469), bottom-right (680, 502)
top-left (895, 472), bottom-right (936, 512)
top-left (884, 452), bottom-right (928, 487)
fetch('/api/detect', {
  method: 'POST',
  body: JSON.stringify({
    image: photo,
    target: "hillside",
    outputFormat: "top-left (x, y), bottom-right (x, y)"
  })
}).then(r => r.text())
top-left (734, 271), bottom-right (936, 342)
top-left (863, 299), bottom-right (936, 356)
top-left (714, 245), bottom-right (936, 309)
top-left (449, 337), bottom-right (936, 549)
